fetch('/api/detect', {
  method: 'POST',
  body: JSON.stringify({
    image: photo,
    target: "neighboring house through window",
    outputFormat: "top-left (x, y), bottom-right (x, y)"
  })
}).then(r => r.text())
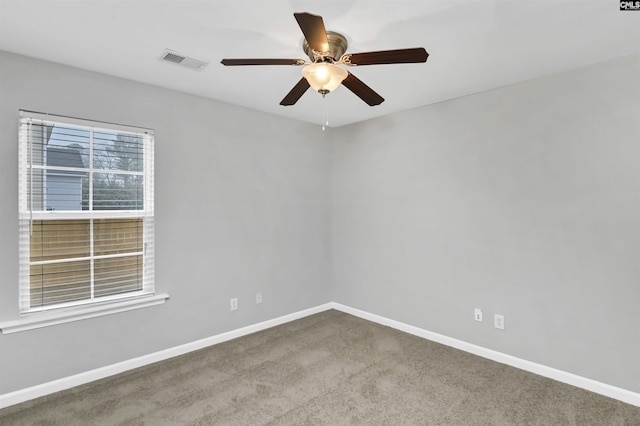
top-left (18, 111), bottom-right (155, 313)
top-left (46, 146), bottom-right (86, 211)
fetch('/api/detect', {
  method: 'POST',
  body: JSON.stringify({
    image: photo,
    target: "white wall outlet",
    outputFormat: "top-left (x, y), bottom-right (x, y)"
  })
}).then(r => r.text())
top-left (474, 308), bottom-right (483, 322)
top-left (256, 292), bottom-right (262, 304)
top-left (230, 298), bottom-right (238, 311)
top-left (494, 314), bottom-right (505, 330)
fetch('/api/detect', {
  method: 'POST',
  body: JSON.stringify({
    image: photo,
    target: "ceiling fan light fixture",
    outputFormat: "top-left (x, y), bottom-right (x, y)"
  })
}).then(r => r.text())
top-left (302, 63), bottom-right (348, 95)
top-left (221, 13), bottom-right (427, 106)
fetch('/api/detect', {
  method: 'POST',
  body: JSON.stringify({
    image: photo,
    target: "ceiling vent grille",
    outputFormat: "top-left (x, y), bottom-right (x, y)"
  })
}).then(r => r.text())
top-left (160, 49), bottom-right (208, 70)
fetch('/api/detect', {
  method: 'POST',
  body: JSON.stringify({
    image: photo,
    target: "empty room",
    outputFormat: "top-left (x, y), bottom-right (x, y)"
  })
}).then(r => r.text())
top-left (0, 1), bottom-right (639, 424)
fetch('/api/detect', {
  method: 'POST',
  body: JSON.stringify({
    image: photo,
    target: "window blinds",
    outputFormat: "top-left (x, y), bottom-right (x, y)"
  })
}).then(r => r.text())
top-left (18, 111), bottom-right (154, 313)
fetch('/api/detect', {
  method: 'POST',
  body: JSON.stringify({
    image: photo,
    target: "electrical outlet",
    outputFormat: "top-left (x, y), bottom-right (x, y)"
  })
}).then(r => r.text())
top-left (474, 308), bottom-right (483, 322)
top-left (494, 314), bottom-right (504, 330)
top-left (230, 298), bottom-right (238, 311)
top-left (256, 292), bottom-right (262, 304)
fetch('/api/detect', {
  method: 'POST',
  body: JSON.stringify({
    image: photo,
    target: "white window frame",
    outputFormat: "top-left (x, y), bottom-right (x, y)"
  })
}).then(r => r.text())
top-left (2, 111), bottom-right (168, 333)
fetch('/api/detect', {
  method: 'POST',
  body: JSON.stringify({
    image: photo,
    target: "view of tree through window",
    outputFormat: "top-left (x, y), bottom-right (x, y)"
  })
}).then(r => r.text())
top-left (41, 126), bottom-right (144, 211)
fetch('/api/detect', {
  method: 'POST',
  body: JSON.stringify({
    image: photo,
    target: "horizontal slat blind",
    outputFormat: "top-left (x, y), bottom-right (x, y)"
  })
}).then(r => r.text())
top-left (19, 111), bottom-right (154, 313)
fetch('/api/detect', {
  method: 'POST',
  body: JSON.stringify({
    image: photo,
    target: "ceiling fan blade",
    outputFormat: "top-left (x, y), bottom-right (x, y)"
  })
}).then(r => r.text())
top-left (344, 48), bottom-right (428, 66)
top-left (221, 58), bottom-right (305, 66)
top-left (341, 73), bottom-right (384, 106)
top-left (294, 12), bottom-right (329, 53)
top-left (280, 77), bottom-right (311, 106)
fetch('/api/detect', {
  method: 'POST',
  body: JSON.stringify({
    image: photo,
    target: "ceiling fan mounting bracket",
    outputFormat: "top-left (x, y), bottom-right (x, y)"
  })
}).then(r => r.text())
top-left (303, 31), bottom-right (348, 63)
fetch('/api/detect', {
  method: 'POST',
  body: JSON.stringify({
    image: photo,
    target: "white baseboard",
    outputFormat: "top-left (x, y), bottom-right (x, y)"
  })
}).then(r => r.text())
top-left (2, 301), bottom-right (638, 410)
top-left (0, 303), bottom-right (334, 409)
top-left (330, 303), bottom-right (640, 408)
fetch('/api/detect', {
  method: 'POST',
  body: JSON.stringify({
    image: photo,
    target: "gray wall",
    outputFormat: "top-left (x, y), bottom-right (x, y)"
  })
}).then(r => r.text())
top-left (0, 51), bottom-right (332, 394)
top-left (332, 55), bottom-right (640, 392)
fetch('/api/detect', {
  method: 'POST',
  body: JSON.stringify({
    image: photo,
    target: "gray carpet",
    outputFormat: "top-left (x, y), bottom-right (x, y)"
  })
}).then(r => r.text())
top-left (1, 310), bottom-right (638, 425)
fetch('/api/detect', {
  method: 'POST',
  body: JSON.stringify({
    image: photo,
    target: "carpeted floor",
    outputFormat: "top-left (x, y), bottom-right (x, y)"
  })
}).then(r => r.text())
top-left (1, 309), bottom-right (638, 425)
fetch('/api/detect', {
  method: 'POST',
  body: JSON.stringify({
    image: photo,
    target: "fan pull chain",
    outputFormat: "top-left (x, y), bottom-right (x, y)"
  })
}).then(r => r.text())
top-left (322, 96), bottom-right (329, 131)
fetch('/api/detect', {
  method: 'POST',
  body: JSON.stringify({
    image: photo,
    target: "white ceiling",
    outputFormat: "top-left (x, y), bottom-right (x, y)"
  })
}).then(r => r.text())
top-left (1, 1), bottom-right (639, 127)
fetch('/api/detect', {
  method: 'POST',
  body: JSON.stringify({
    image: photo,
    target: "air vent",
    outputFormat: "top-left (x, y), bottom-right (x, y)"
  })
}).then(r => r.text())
top-left (160, 49), bottom-right (208, 70)
top-left (162, 52), bottom-right (186, 64)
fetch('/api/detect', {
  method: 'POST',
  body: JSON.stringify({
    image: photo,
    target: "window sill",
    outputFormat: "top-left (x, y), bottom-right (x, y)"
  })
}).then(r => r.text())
top-left (0, 293), bottom-right (170, 334)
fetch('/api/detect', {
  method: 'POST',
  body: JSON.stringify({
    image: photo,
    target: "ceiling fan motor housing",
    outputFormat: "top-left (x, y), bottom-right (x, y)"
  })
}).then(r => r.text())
top-left (303, 31), bottom-right (348, 62)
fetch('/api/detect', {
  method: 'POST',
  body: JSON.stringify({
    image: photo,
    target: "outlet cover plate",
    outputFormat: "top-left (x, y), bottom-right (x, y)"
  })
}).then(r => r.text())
top-left (474, 308), bottom-right (483, 322)
top-left (494, 314), bottom-right (505, 330)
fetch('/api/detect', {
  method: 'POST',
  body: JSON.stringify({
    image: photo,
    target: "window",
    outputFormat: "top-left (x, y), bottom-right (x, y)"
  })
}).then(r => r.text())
top-left (18, 111), bottom-right (155, 314)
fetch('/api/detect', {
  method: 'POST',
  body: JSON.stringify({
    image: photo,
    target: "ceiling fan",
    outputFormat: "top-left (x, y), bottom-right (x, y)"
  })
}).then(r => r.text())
top-left (221, 12), bottom-right (429, 107)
